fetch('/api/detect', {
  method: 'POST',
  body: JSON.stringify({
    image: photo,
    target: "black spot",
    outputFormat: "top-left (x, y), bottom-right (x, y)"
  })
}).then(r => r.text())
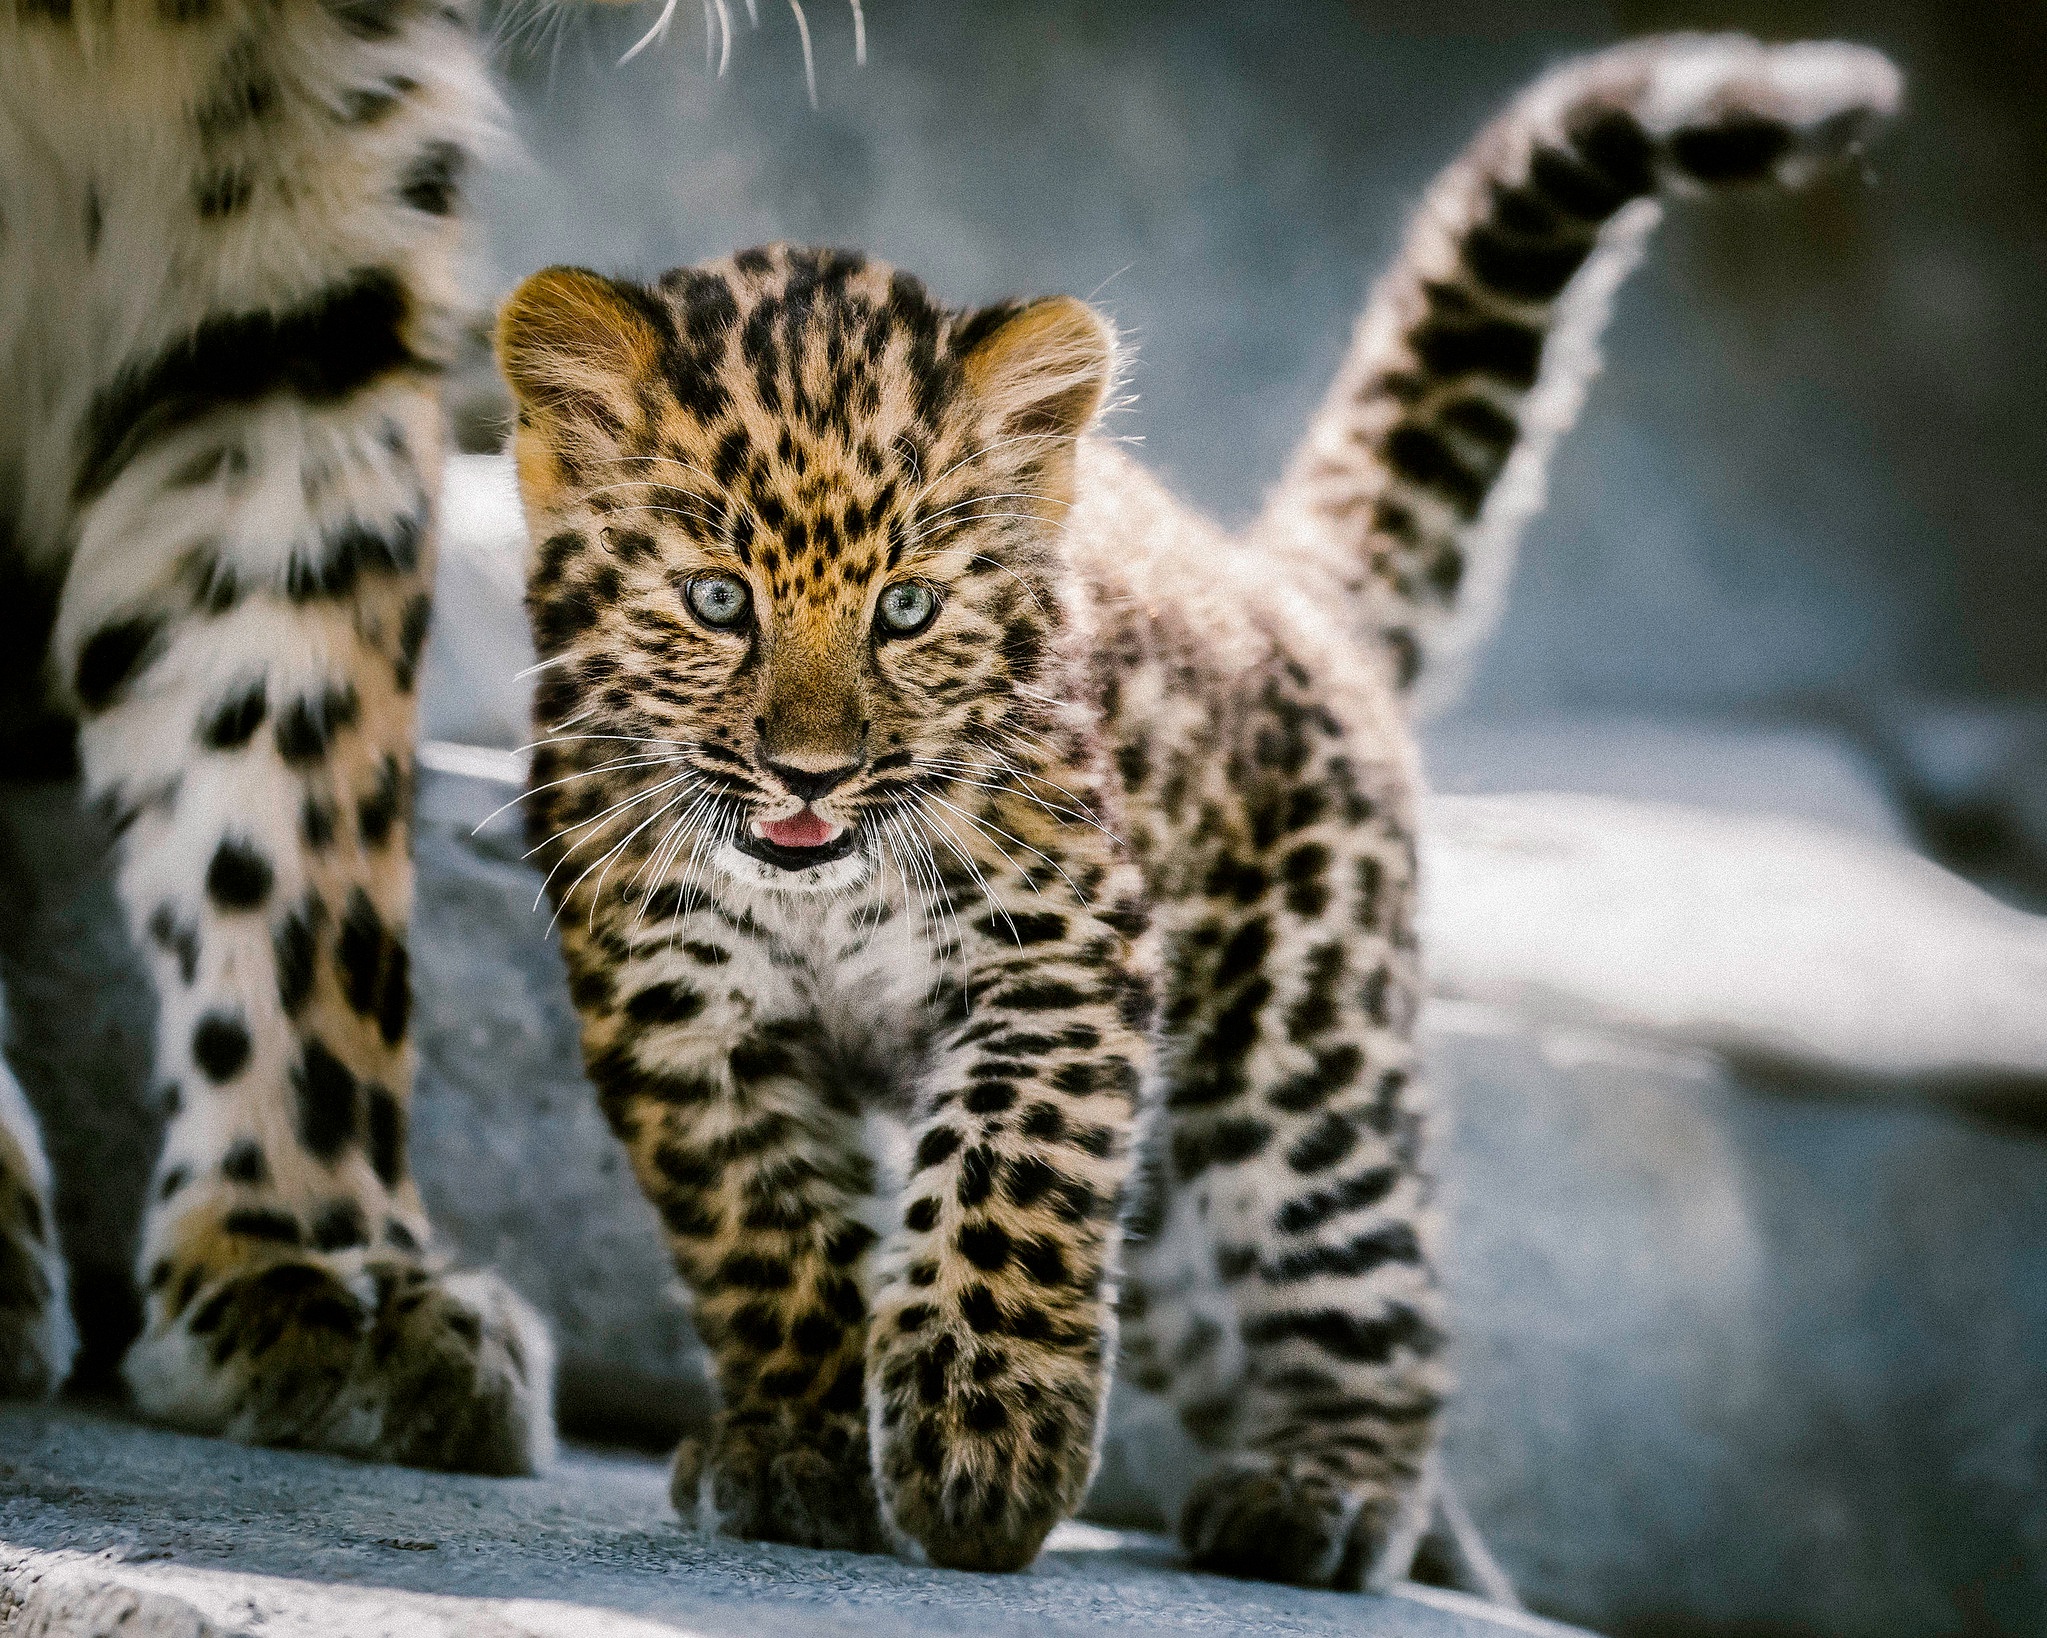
top-left (1275, 1166), bottom-right (1400, 1237)
top-left (343, 77), bottom-right (415, 125)
top-left (74, 616), bottom-right (165, 713)
top-left (905, 1197), bottom-right (940, 1234)
top-left (158, 1165), bottom-right (191, 1201)
top-left (716, 1252), bottom-right (793, 1292)
top-left (1216, 919), bottom-right (1271, 987)
top-left (1670, 115), bottom-right (1792, 184)
top-left (1173, 1117), bottom-right (1272, 1180)
top-left (1529, 141), bottom-right (1636, 221)
top-left (200, 678), bottom-right (267, 748)
top-left (991, 979), bottom-right (1086, 1011)
top-left (1003, 1155), bottom-right (1058, 1208)
top-left (1021, 1102), bottom-right (1065, 1141)
top-left (301, 793), bottom-right (339, 851)
top-left (1242, 1303), bottom-right (1439, 1364)
top-left (206, 837), bottom-right (273, 910)
top-left (958, 1221), bottom-right (1011, 1272)
top-left (1463, 216), bottom-right (1596, 303)
top-left (274, 894), bottom-right (322, 1016)
top-left (194, 167), bottom-right (254, 219)
top-left (957, 1145), bottom-right (997, 1209)
top-left (1017, 1237), bottom-right (1068, 1288)
top-left (337, 888), bottom-right (385, 1016)
top-left (293, 1039), bottom-right (359, 1161)
top-left (376, 941), bottom-right (409, 1046)
top-left (275, 685), bottom-right (359, 764)
top-left (960, 1285), bottom-right (1002, 1335)
top-left (192, 1012), bottom-right (252, 1082)
top-left (289, 514), bottom-right (422, 602)
top-left (221, 1140), bottom-right (267, 1185)
top-left (1286, 1112), bottom-right (1358, 1176)
top-left (323, 0), bottom-right (403, 40)
top-left (914, 1127), bottom-right (961, 1171)
top-left (1263, 1224), bottom-right (1423, 1284)
top-left (979, 910), bottom-right (1066, 945)
top-left (963, 1392), bottom-right (1010, 1434)
top-left (624, 983), bottom-right (705, 1026)
top-left (963, 1080), bottom-right (1016, 1115)
top-left (1281, 843), bottom-right (1331, 918)
top-left (790, 1310), bottom-right (841, 1356)
top-left (383, 1219), bottom-right (419, 1251)
top-left (394, 592), bottom-right (432, 690)
top-left (398, 141), bottom-right (464, 215)
top-left (1408, 313), bottom-right (1544, 388)
top-left (826, 1222), bottom-right (877, 1266)
top-left (309, 1200), bottom-right (369, 1252)
top-left (224, 1208), bottom-right (301, 1245)
top-left (365, 1083), bottom-right (405, 1187)
top-left (729, 1302), bottom-right (783, 1351)
top-left (1267, 1045), bottom-right (1363, 1114)
top-left (356, 754), bottom-right (404, 847)
top-left (1382, 422), bottom-right (1487, 518)
top-left (76, 268), bottom-right (421, 503)
top-left (146, 903), bottom-right (202, 985)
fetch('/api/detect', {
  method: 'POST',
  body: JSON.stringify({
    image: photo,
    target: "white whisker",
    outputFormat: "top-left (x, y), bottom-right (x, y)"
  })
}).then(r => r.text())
top-left (788, 0), bottom-right (817, 107)
top-left (617, 0), bottom-right (681, 65)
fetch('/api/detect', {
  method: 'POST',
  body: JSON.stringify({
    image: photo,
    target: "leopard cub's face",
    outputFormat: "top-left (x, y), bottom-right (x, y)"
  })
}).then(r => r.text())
top-left (498, 246), bottom-right (1114, 896)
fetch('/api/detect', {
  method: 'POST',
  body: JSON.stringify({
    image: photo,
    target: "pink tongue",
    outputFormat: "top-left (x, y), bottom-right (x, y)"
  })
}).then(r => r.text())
top-left (758, 811), bottom-right (838, 849)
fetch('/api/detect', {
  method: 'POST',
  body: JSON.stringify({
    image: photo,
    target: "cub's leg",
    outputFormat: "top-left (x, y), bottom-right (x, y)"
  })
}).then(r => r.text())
top-left (56, 386), bottom-right (551, 1473)
top-left (1129, 698), bottom-right (1445, 1588)
top-left (0, 1001), bottom-right (77, 1399)
top-left (864, 886), bottom-right (1153, 1573)
top-left (558, 921), bottom-right (891, 1553)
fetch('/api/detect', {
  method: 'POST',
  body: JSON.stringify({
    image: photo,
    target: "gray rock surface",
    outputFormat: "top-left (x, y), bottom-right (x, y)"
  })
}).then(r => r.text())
top-left (0, 1404), bottom-right (1568, 1638)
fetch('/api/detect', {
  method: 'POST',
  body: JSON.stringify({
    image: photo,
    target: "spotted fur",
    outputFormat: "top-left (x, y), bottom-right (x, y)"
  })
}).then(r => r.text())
top-left (497, 36), bottom-right (1897, 1582)
top-left (0, 0), bottom-right (558, 1469)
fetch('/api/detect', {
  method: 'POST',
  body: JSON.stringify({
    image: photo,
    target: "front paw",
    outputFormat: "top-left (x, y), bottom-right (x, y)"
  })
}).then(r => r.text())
top-left (1180, 1454), bottom-right (1397, 1588)
top-left (674, 1406), bottom-right (891, 1554)
top-left (124, 1255), bottom-right (554, 1475)
top-left (872, 1322), bottom-right (1102, 1573)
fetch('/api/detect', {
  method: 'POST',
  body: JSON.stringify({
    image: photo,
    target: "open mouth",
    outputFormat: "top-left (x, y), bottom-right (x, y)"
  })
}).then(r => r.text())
top-left (736, 810), bottom-right (857, 872)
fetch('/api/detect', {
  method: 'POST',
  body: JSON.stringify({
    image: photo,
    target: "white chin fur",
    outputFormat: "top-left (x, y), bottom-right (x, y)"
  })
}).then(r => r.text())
top-left (711, 839), bottom-right (872, 895)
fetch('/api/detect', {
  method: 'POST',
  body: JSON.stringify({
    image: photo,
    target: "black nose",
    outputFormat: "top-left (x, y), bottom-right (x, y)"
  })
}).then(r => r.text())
top-left (765, 760), bottom-right (861, 801)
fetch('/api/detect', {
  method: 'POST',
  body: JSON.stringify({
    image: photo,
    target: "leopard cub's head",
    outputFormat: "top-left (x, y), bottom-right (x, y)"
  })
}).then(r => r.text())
top-left (498, 244), bottom-right (1114, 895)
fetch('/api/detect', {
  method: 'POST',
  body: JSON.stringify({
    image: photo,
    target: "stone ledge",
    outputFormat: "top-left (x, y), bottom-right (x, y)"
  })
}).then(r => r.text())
top-left (0, 1404), bottom-right (1568, 1638)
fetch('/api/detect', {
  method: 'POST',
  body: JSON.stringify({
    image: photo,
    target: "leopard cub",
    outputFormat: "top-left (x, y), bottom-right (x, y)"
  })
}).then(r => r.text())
top-left (495, 35), bottom-right (1896, 1583)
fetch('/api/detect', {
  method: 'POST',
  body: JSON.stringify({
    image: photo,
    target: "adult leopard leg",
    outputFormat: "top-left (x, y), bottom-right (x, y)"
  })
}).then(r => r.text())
top-left (1132, 682), bottom-right (1447, 1590)
top-left (55, 380), bottom-right (552, 1474)
top-left (0, 998), bottom-right (77, 1399)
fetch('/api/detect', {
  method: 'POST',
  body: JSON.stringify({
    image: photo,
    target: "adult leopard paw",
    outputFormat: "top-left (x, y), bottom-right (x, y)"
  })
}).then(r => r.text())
top-left (673, 1406), bottom-right (890, 1553)
top-left (0, 1169), bottom-right (75, 1400)
top-left (123, 1255), bottom-right (554, 1474)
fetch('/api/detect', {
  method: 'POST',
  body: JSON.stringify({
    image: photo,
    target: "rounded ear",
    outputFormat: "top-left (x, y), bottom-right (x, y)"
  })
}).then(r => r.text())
top-left (496, 266), bottom-right (663, 430)
top-left (956, 295), bottom-right (1115, 446)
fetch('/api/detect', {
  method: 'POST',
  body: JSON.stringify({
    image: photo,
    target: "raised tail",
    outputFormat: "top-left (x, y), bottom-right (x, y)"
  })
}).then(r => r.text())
top-left (1253, 34), bottom-right (1901, 707)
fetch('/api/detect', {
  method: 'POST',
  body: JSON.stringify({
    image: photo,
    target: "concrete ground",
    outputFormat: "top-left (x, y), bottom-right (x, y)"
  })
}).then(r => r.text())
top-left (0, 1403), bottom-right (1573, 1638)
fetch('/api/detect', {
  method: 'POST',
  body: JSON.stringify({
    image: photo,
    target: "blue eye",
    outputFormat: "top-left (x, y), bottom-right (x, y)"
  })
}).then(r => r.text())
top-left (686, 574), bottom-right (751, 630)
top-left (877, 581), bottom-right (938, 636)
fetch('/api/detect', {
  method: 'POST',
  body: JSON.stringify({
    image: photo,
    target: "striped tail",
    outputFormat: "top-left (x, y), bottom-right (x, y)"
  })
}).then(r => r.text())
top-left (1253, 34), bottom-right (1901, 707)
